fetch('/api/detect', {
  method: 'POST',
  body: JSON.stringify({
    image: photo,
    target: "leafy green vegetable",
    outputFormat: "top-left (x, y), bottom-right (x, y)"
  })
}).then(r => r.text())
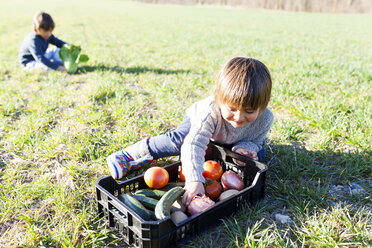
top-left (59, 44), bottom-right (89, 74)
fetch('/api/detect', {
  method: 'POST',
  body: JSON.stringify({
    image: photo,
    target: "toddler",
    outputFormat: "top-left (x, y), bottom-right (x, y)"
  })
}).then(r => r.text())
top-left (107, 57), bottom-right (274, 206)
top-left (19, 11), bottom-right (67, 72)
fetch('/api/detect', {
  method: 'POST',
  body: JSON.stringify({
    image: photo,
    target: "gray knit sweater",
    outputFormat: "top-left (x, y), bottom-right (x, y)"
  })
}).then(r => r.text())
top-left (181, 96), bottom-right (274, 183)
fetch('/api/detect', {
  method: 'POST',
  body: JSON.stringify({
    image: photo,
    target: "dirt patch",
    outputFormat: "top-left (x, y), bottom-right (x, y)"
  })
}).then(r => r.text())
top-left (0, 150), bottom-right (16, 168)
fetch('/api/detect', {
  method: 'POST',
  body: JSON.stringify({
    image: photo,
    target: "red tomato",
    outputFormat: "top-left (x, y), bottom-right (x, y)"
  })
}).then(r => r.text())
top-left (144, 167), bottom-right (169, 189)
top-left (179, 168), bottom-right (185, 182)
top-left (202, 160), bottom-right (223, 180)
top-left (204, 179), bottom-right (222, 201)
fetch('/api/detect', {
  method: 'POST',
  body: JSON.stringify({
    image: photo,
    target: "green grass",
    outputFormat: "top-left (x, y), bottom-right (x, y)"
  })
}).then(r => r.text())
top-left (0, 0), bottom-right (371, 247)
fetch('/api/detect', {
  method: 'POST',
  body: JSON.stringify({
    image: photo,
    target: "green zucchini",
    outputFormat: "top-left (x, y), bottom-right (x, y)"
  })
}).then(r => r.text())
top-left (135, 189), bottom-right (166, 200)
top-left (155, 186), bottom-right (184, 220)
top-left (131, 194), bottom-right (158, 210)
top-left (118, 193), bottom-right (151, 221)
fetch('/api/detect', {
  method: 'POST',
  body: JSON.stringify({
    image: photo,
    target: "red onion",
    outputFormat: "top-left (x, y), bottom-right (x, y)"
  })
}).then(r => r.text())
top-left (221, 171), bottom-right (244, 191)
top-left (188, 195), bottom-right (215, 216)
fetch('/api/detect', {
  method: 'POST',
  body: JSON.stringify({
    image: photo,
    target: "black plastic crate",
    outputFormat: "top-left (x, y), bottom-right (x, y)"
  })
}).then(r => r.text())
top-left (95, 142), bottom-right (267, 248)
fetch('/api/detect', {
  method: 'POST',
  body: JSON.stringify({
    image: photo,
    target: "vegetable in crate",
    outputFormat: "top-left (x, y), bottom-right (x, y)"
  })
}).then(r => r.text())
top-left (204, 179), bottom-right (222, 201)
top-left (144, 166), bottom-right (169, 189)
top-left (179, 168), bottom-right (185, 182)
top-left (59, 44), bottom-right (89, 73)
top-left (118, 193), bottom-right (151, 221)
top-left (170, 198), bottom-right (186, 213)
top-left (188, 195), bottom-right (215, 216)
top-left (202, 160), bottom-right (223, 180)
top-left (219, 189), bottom-right (239, 201)
top-left (131, 194), bottom-right (158, 210)
top-left (171, 211), bottom-right (188, 225)
top-left (155, 186), bottom-right (184, 219)
top-left (135, 188), bottom-right (166, 200)
top-left (221, 171), bottom-right (244, 190)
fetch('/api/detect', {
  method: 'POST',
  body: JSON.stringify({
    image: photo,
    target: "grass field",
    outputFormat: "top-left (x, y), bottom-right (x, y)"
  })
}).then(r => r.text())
top-left (0, 0), bottom-right (371, 247)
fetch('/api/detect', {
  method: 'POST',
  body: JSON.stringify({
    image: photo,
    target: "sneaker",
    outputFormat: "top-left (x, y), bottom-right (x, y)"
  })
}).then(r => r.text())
top-left (107, 138), bottom-right (153, 179)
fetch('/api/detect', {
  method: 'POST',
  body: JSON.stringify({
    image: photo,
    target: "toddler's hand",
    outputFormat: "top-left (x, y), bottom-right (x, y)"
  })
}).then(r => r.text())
top-left (235, 148), bottom-right (258, 165)
top-left (182, 181), bottom-right (205, 206)
top-left (57, 65), bottom-right (67, 72)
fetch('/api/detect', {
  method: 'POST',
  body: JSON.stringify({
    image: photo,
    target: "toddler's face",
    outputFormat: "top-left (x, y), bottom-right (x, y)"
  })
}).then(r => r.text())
top-left (220, 104), bottom-right (259, 128)
top-left (36, 28), bottom-right (53, 40)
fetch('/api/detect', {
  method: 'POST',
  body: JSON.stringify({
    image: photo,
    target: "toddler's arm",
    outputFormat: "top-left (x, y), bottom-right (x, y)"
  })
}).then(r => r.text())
top-left (181, 112), bottom-right (216, 184)
top-left (49, 34), bottom-right (67, 48)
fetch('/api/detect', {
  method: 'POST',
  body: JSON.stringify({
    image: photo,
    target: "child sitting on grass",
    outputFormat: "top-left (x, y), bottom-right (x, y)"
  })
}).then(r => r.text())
top-left (107, 57), bottom-right (274, 206)
top-left (19, 11), bottom-right (67, 72)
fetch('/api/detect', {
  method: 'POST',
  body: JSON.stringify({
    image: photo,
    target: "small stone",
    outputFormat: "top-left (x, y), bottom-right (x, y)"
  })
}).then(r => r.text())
top-left (56, 167), bottom-right (66, 182)
top-left (55, 144), bottom-right (67, 151)
top-left (349, 183), bottom-right (363, 190)
top-left (329, 185), bottom-right (343, 192)
top-left (329, 185), bottom-right (346, 198)
top-left (334, 185), bottom-right (345, 191)
top-left (65, 178), bottom-right (76, 190)
top-left (350, 188), bottom-right (365, 195)
top-left (275, 214), bottom-right (291, 224)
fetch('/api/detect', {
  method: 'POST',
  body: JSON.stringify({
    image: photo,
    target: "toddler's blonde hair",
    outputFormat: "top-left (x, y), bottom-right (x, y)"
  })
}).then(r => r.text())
top-left (214, 57), bottom-right (272, 114)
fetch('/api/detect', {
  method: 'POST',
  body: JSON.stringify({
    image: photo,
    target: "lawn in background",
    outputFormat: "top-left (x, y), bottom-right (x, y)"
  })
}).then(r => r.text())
top-left (0, 0), bottom-right (371, 247)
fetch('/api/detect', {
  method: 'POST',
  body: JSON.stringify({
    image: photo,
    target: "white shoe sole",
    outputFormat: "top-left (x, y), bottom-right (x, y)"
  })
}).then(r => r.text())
top-left (107, 153), bottom-right (123, 180)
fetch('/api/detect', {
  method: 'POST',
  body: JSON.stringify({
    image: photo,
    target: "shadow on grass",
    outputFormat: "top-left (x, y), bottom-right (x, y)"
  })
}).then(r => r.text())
top-left (263, 143), bottom-right (370, 213)
top-left (266, 143), bottom-right (370, 182)
top-left (80, 64), bottom-right (192, 75)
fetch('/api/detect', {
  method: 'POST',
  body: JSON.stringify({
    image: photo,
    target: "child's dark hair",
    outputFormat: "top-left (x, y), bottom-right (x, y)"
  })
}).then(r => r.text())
top-left (214, 57), bottom-right (272, 114)
top-left (33, 11), bottom-right (55, 32)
